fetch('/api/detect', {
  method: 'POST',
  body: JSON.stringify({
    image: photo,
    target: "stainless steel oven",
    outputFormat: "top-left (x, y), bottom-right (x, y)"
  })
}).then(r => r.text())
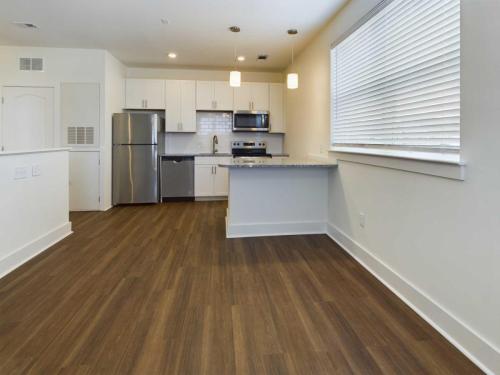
top-left (233, 111), bottom-right (269, 132)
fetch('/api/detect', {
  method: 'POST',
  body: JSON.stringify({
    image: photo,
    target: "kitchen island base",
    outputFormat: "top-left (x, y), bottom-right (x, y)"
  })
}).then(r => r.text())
top-left (222, 163), bottom-right (335, 238)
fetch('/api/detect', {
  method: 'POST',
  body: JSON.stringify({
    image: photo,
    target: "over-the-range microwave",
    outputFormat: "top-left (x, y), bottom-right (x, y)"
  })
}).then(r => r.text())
top-left (233, 111), bottom-right (269, 132)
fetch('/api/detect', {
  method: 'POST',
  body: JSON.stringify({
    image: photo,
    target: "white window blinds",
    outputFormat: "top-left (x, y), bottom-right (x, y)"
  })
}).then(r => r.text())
top-left (330, 0), bottom-right (460, 153)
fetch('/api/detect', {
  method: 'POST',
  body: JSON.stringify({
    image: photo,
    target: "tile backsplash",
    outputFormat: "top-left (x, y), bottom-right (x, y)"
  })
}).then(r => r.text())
top-left (164, 112), bottom-right (284, 154)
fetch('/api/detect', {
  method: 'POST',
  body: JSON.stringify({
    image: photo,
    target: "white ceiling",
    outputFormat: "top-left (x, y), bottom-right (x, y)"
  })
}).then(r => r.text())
top-left (0, 0), bottom-right (347, 71)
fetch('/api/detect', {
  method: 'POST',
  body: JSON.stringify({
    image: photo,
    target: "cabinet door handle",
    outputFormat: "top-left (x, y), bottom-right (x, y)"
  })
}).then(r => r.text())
top-left (214, 166), bottom-right (217, 174)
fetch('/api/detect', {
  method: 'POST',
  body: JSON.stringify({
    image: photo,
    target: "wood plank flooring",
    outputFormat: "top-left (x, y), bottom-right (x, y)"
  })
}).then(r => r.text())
top-left (0, 202), bottom-right (482, 374)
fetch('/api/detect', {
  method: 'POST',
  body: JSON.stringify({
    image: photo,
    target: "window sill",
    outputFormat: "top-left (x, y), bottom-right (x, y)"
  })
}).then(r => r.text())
top-left (330, 147), bottom-right (465, 180)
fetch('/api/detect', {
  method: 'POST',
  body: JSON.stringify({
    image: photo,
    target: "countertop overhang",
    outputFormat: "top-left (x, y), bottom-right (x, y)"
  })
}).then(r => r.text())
top-left (160, 153), bottom-right (289, 157)
top-left (218, 157), bottom-right (337, 169)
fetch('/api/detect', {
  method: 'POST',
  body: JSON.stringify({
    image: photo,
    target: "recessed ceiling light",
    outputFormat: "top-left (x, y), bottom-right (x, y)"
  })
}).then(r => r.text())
top-left (168, 52), bottom-right (177, 59)
top-left (13, 22), bottom-right (38, 29)
top-left (237, 56), bottom-right (245, 62)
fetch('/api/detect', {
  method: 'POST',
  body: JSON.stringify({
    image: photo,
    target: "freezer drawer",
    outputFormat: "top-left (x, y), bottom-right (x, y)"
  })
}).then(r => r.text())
top-left (161, 156), bottom-right (194, 199)
top-left (113, 145), bottom-right (158, 204)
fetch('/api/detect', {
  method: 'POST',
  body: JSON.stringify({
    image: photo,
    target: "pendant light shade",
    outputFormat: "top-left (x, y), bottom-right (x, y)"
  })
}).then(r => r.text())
top-left (287, 73), bottom-right (298, 89)
top-left (287, 29), bottom-right (299, 90)
top-left (229, 26), bottom-right (241, 87)
top-left (230, 70), bottom-right (241, 87)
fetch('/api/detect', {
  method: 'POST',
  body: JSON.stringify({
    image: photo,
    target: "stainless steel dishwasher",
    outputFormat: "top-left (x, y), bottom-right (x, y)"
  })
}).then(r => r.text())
top-left (160, 156), bottom-right (195, 201)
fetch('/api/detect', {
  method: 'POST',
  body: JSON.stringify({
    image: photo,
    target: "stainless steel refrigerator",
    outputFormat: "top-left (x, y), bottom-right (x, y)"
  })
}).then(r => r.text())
top-left (112, 113), bottom-right (163, 205)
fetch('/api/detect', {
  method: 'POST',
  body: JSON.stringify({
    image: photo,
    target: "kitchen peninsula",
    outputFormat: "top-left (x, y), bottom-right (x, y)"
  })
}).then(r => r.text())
top-left (219, 157), bottom-right (337, 238)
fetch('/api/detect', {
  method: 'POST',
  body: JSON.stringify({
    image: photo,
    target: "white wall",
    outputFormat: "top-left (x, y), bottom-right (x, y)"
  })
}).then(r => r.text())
top-left (0, 150), bottom-right (72, 277)
top-left (0, 46), bottom-right (106, 148)
top-left (0, 46), bottom-right (126, 211)
top-left (127, 67), bottom-right (283, 83)
top-left (284, 0), bottom-right (500, 373)
top-left (103, 52), bottom-right (126, 209)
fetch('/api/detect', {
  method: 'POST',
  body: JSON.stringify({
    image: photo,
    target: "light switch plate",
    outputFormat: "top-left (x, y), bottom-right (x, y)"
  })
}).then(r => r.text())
top-left (32, 164), bottom-right (41, 176)
top-left (14, 166), bottom-right (28, 180)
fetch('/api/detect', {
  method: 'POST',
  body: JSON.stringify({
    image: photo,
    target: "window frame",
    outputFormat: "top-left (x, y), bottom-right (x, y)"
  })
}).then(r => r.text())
top-left (329, 0), bottom-right (461, 165)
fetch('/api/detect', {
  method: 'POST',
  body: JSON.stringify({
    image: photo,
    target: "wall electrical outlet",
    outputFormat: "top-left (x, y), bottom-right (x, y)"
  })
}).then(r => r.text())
top-left (14, 166), bottom-right (28, 180)
top-left (32, 164), bottom-right (41, 176)
top-left (359, 212), bottom-right (366, 228)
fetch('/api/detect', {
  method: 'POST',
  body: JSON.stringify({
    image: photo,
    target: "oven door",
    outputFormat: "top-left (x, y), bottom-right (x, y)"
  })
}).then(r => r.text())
top-left (233, 111), bottom-right (269, 132)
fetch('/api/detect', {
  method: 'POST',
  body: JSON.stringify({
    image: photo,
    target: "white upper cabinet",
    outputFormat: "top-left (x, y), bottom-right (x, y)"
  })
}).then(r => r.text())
top-left (165, 80), bottom-right (196, 132)
top-left (213, 81), bottom-right (234, 110)
top-left (196, 81), bottom-right (233, 111)
top-left (250, 83), bottom-right (270, 111)
top-left (269, 83), bottom-right (285, 133)
top-left (125, 79), bottom-right (165, 109)
top-left (234, 83), bottom-right (252, 111)
top-left (196, 81), bottom-right (213, 110)
top-left (234, 82), bottom-right (269, 111)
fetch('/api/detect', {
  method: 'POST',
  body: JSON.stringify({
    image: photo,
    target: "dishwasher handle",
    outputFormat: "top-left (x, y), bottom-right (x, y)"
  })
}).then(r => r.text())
top-left (162, 155), bottom-right (195, 163)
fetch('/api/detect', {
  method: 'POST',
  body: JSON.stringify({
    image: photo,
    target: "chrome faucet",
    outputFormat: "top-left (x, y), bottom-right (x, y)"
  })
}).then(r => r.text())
top-left (212, 135), bottom-right (218, 154)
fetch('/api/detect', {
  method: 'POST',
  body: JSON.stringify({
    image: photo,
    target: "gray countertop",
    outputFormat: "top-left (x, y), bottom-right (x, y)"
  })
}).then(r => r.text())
top-left (218, 157), bottom-right (337, 169)
top-left (160, 153), bottom-right (290, 157)
top-left (160, 152), bottom-right (232, 157)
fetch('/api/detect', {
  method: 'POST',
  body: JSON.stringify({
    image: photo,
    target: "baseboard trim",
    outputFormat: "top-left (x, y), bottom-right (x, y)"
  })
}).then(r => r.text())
top-left (226, 219), bottom-right (326, 238)
top-left (326, 222), bottom-right (499, 375)
top-left (0, 222), bottom-right (73, 279)
top-left (195, 196), bottom-right (228, 202)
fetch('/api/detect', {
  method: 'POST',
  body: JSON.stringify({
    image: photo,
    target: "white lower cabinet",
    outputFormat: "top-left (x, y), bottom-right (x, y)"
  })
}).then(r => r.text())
top-left (195, 157), bottom-right (230, 198)
top-left (194, 164), bottom-right (215, 197)
top-left (213, 165), bottom-right (228, 196)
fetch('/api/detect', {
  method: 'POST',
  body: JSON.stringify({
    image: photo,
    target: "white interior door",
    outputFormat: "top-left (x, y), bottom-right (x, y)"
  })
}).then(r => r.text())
top-left (2, 86), bottom-right (54, 151)
top-left (69, 151), bottom-right (100, 211)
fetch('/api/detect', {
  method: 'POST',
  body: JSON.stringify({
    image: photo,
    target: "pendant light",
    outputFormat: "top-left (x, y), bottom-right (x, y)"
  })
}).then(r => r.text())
top-left (287, 29), bottom-right (299, 90)
top-left (229, 26), bottom-right (241, 87)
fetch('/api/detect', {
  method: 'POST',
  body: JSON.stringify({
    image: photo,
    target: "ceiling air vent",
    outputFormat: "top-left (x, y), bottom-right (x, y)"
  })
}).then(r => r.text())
top-left (19, 57), bottom-right (44, 71)
top-left (13, 22), bottom-right (38, 29)
top-left (68, 126), bottom-right (95, 145)
top-left (257, 54), bottom-right (268, 60)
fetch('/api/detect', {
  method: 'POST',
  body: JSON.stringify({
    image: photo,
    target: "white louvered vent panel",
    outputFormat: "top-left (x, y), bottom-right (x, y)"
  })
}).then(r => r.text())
top-left (19, 57), bottom-right (44, 71)
top-left (330, 0), bottom-right (460, 151)
top-left (31, 58), bottom-right (43, 71)
top-left (19, 58), bottom-right (31, 71)
top-left (85, 127), bottom-right (94, 144)
top-left (67, 127), bottom-right (77, 144)
top-left (67, 126), bottom-right (95, 145)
